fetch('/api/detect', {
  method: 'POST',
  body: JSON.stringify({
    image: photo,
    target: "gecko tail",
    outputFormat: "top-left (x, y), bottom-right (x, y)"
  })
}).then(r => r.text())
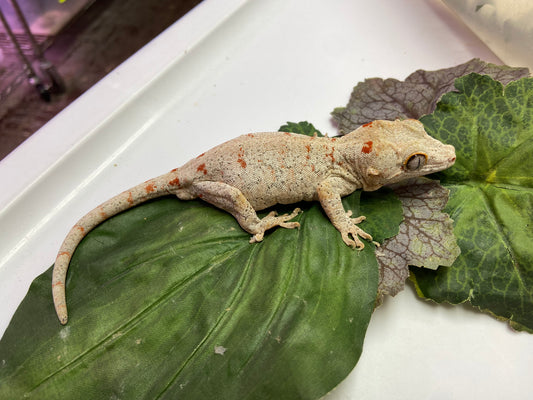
top-left (52, 171), bottom-right (179, 324)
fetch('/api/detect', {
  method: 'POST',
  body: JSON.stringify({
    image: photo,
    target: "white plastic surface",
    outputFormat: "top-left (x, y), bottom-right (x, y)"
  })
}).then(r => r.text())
top-left (1, 1), bottom-right (531, 399)
top-left (443, 0), bottom-right (533, 70)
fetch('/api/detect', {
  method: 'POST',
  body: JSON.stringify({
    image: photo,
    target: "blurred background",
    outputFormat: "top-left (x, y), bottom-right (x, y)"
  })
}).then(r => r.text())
top-left (0, 0), bottom-right (201, 160)
top-left (1, 0), bottom-right (531, 161)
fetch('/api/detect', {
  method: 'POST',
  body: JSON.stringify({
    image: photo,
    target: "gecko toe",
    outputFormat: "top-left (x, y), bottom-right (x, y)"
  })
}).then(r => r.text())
top-left (249, 208), bottom-right (301, 243)
top-left (280, 221), bottom-right (300, 229)
top-left (250, 232), bottom-right (265, 243)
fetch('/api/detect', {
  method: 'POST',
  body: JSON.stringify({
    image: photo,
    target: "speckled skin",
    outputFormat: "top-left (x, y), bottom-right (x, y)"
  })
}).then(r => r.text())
top-left (52, 119), bottom-right (456, 324)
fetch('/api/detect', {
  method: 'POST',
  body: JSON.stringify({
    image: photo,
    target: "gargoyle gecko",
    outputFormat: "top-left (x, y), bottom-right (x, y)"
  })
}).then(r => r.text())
top-left (52, 119), bottom-right (455, 324)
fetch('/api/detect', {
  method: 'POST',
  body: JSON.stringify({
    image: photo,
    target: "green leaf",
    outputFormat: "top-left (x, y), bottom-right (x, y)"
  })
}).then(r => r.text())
top-left (411, 74), bottom-right (533, 332)
top-left (331, 58), bottom-right (529, 134)
top-left (376, 178), bottom-right (460, 303)
top-left (279, 121), bottom-right (324, 137)
top-left (0, 192), bottom-right (389, 399)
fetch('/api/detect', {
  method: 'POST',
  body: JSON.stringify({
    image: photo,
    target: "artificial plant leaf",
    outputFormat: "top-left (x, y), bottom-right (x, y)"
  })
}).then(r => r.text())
top-left (411, 73), bottom-right (533, 332)
top-left (375, 178), bottom-right (460, 303)
top-left (331, 58), bottom-right (529, 134)
top-left (344, 188), bottom-right (403, 245)
top-left (279, 121), bottom-right (324, 137)
top-left (0, 189), bottom-right (392, 399)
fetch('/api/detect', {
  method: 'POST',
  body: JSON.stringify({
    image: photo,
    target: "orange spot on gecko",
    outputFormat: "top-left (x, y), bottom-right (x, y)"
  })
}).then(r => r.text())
top-left (362, 122), bottom-right (373, 128)
top-left (171, 168), bottom-right (178, 172)
top-left (305, 144), bottom-right (311, 160)
top-left (168, 177), bottom-right (180, 186)
top-left (284, 132), bottom-right (291, 136)
top-left (52, 281), bottom-right (64, 288)
top-left (237, 146), bottom-right (246, 168)
top-left (58, 251), bottom-right (71, 257)
top-left (361, 141), bottom-right (373, 154)
top-left (197, 163), bottom-right (207, 175)
top-left (326, 147), bottom-right (335, 163)
top-left (247, 133), bottom-right (255, 138)
top-left (75, 225), bottom-right (85, 234)
top-left (196, 153), bottom-right (205, 159)
top-left (145, 183), bottom-right (156, 193)
top-left (127, 191), bottom-right (134, 205)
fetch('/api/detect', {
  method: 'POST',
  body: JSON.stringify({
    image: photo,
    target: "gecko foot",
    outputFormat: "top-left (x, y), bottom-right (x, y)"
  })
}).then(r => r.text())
top-left (339, 212), bottom-right (373, 250)
top-left (249, 208), bottom-right (301, 243)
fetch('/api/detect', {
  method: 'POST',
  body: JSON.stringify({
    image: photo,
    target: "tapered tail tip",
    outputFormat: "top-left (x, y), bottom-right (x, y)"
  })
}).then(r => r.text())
top-left (54, 302), bottom-right (69, 325)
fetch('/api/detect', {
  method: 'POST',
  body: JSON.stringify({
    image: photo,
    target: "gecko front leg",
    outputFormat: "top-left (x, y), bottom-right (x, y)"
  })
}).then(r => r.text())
top-left (316, 178), bottom-right (372, 249)
top-left (188, 181), bottom-right (301, 242)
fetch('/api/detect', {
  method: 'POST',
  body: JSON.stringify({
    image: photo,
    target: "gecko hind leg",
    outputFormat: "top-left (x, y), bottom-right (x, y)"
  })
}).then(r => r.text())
top-left (187, 181), bottom-right (301, 242)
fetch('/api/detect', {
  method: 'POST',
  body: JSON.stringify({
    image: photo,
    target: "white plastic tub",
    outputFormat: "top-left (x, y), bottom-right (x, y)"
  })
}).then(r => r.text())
top-left (1, 1), bottom-right (530, 399)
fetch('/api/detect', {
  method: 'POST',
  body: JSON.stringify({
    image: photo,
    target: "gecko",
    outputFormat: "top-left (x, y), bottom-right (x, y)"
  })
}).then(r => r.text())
top-left (52, 119), bottom-right (456, 324)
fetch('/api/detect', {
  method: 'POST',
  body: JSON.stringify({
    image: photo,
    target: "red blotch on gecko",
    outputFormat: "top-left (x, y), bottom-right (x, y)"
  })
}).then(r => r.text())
top-left (168, 177), bottom-right (180, 186)
top-left (237, 146), bottom-right (246, 168)
top-left (361, 141), bottom-right (373, 154)
top-left (145, 183), bottom-right (156, 193)
top-left (197, 163), bottom-right (207, 175)
top-left (326, 148), bottom-right (335, 163)
top-left (305, 144), bottom-right (311, 160)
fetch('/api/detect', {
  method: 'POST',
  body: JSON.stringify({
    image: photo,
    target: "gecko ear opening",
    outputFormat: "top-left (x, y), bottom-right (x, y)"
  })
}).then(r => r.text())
top-left (367, 167), bottom-right (381, 176)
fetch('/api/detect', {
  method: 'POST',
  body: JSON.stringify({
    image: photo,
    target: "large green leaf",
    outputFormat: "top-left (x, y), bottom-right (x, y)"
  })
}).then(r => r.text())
top-left (0, 186), bottom-right (401, 398)
top-left (411, 74), bottom-right (533, 332)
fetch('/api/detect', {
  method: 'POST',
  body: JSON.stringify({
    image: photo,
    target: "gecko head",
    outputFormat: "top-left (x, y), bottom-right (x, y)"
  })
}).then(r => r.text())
top-left (351, 119), bottom-right (456, 191)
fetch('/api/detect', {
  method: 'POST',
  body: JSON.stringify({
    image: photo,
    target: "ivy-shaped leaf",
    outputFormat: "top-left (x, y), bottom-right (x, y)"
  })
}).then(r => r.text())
top-left (376, 178), bottom-right (460, 302)
top-left (279, 121), bottom-right (324, 137)
top-left (0, 183), bottom-right (403, 398)
top-left (331, 58), bottom-right (529, 134)
top-left (411, 74), bottom-right (533, 332)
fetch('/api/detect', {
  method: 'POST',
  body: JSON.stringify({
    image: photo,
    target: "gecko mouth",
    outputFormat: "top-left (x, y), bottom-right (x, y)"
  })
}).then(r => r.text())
top-left (423, 156), bottom-right (456, 173)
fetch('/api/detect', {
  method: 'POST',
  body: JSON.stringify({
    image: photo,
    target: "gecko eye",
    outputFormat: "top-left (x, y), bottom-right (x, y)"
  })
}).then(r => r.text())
top-left (404, 153), bottom-right (427, 171)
